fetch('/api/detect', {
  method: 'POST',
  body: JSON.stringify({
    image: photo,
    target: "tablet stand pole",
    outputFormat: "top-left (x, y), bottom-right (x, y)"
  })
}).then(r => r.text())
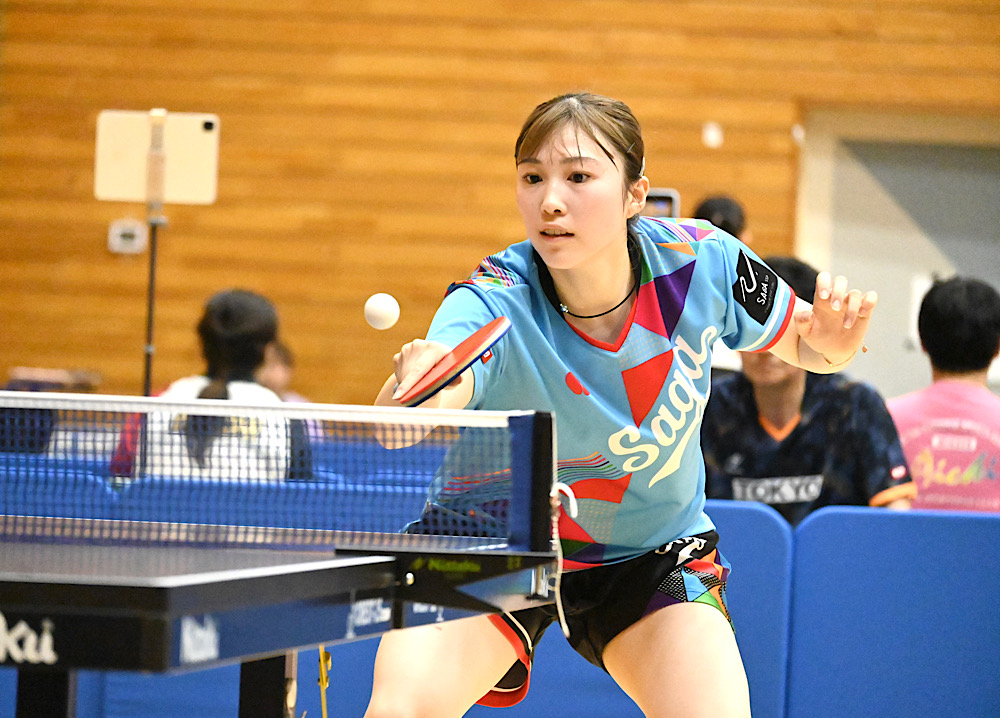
top-left (142, 108), bottom-right (168, 397)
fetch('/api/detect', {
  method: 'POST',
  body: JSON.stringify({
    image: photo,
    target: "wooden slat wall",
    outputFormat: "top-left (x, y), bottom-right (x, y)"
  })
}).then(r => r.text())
top-left (2, 0), bottom-right (998, 403)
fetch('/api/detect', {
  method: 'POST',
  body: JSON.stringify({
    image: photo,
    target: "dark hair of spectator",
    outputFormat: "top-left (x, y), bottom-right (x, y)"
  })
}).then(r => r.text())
top-left (693, 195), bottom-right (746, 238)
top-left (918, 276), bottom-right (1000, 373)
top-left (187, 289), bottom-right (278, 465)
top-left (196, 289), bottom-right (279, 400)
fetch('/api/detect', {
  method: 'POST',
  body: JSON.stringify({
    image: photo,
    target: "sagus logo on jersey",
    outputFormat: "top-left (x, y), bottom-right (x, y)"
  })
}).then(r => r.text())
top-left (733, 251), bottom-right (778, 325)
top-left (609, 325), bottom-right (716, 487)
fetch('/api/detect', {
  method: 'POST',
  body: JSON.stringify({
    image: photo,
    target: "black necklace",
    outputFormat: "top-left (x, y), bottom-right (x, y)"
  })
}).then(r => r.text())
top-left (559, 281), bottom-right (636, 319)
top-left (533, 232), bottom-right (644, 320)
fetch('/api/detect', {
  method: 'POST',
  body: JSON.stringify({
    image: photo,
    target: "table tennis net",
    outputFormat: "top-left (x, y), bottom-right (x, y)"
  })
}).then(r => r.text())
top-left (0, 391), bottom-right (554, 553)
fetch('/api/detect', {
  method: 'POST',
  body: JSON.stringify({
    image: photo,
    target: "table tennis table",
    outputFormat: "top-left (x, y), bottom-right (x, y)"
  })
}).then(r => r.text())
top-left (1, 529), bottom-right (553, 717)
top-left (0, 392), bottom-right (558, 717)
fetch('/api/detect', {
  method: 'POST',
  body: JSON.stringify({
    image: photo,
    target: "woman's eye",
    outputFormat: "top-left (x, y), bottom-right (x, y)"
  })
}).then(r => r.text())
top-left (569, 172), bottom-right (588, 183)
top-left (522, 173), bottom-right (542, 185)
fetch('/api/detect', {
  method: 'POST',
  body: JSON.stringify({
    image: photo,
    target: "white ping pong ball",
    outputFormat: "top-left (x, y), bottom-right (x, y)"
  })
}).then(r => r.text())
top-left (701, 121), bottom-right (724, 149)
top-left (364, 293), bottom-right (400, 330)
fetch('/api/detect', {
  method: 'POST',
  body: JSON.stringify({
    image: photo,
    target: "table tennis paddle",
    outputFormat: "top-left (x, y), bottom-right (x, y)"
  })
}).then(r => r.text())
top-left (397, 316), bottom-right (511, 407)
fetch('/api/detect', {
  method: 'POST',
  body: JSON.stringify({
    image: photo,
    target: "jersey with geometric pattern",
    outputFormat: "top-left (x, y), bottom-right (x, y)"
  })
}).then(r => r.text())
top-left (426, 216), bottom-right (796, 566)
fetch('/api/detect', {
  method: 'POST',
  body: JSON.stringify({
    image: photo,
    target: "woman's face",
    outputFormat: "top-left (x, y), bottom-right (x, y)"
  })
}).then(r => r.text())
top-left (516, 124), bottom-right (645, 272)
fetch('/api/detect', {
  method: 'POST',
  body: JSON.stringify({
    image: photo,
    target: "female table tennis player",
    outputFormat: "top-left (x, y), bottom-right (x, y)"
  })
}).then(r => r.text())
top-left (370, 92), bottom-right (876, 718)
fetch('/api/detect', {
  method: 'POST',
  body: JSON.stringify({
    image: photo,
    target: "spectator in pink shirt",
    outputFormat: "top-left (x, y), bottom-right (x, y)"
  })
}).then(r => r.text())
top-left (888, 276), bottom-right (1000, 511)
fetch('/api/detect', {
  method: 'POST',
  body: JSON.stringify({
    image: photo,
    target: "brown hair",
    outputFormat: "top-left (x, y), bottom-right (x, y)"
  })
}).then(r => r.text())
top-left (516, 93), bottom-right (647, 301)
top-left (514, 92), bottom-right (645, 198)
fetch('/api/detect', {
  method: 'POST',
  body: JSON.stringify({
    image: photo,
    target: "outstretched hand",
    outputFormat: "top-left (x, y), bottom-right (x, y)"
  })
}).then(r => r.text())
top-left (793, 272), bottom-right (878, 366)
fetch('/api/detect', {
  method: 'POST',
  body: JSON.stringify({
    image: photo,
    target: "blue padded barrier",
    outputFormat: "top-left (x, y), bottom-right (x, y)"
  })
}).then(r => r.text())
top-left (0, 451), bottom-right (110, 480)
top-left (706, 499), bottom-right (792, 718)
top-left (310, 439), bottom-right (446, 485)
top-left (0, 633), bottom-right (377, 718)
top-left (100, 666), bottom-right (240, 718)
top-left (62, 634), bottom-right (641, 718)
top-left (88, 644), bottom-right (378, 718)
top-left (787, 507), bottom-right (1000, 718)
top-left (81, 637), bottom-right (637, 718)
top-left (0, 630), bottom-right (372, 718)
top-left (0, 470), bottom-right (118, 520)
top-left (0, 668), bottom-right (14, 718)
top-left (73, 672), bottom-right (107, 718)
top-left (250, 632), bottom-right (639, 718)
top-left (116, 478), bottom-right (427, 533)
top-left (297, 642), bottom-right (380, 718)
top-left (1, 645), bottom-right (381, 718)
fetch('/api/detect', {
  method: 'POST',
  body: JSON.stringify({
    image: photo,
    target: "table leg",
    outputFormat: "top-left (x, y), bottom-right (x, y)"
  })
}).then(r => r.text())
top-left (239, 650), bottom-right (298, 718)
top-left (16, 669), bottom-right (77, 718)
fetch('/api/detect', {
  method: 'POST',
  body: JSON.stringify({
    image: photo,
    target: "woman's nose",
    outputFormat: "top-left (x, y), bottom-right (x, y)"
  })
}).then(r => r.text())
top-left (540, 185), bottom-right (566, 215)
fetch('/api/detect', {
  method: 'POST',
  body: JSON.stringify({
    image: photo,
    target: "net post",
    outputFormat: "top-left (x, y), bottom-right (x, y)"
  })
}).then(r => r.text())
top-left (507, 411), bottom-right (554, 553)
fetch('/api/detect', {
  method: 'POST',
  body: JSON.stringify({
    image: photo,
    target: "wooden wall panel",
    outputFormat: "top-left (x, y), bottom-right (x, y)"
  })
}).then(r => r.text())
top-left (1, 0), bottom-right (998, 403)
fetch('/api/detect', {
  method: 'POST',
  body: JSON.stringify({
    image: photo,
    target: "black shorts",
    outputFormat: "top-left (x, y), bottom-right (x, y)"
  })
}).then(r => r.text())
top-left (479, 531), bottom-right (731, 707)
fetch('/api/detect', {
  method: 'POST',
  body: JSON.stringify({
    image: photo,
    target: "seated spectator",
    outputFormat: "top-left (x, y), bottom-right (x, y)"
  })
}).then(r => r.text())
top-left (693, 194), bottom-right (753, 245)
top-left (888, 276), bottom-right (1000, 512)
top-left (112, 289), bottom-right (310, 480)
top-left (256, 339), bottom-right (309, 403)
top-left (701, 256), bottom-right (913, 525)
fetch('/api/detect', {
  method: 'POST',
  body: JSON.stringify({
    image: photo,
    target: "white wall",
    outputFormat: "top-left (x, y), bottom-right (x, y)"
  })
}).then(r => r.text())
top-left (795, 110), bottom-right (1000, 400)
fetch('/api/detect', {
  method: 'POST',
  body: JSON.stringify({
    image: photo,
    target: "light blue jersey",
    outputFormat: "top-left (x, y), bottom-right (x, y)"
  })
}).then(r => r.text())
top-left (428, 217), bottom-right (795, 566)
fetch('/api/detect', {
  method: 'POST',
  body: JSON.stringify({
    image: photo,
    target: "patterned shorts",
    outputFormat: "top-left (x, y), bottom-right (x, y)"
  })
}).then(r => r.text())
top-left (479, 531), bottom-right (731, 707)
